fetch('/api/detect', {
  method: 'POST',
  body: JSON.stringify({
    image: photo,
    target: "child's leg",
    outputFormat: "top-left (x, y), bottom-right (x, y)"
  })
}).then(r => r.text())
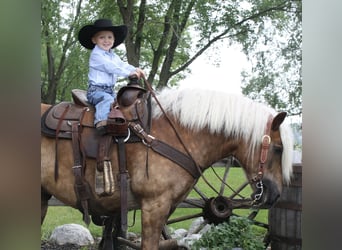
top-left (94, 93), bottom-right (114, 125)
top-left (87, 91), bottom-right (114, 125)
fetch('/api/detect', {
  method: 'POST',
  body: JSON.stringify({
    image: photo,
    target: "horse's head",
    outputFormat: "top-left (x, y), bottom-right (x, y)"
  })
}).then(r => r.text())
top-left (239, 112), bottom-right (293, 208)
top-left (151, 88), bottom-right (294, 208)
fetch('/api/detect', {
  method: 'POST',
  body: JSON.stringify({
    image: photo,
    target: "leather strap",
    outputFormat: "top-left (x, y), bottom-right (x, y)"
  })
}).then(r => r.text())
top-left (71, 122), bottom-right (90, 225)
top-left (129, 122), bottom-right (201, 179)
top-left (251, 115), bottom-right (273, 183)
top-left (150, 139), bottom-right (201, 179)
top-left (117, 137), bottom-right (128, 239)
top-left (260, 115), bottom-right (273, 164)
top-left (258, 115), bottom-right (273, 178)
top-left (54, 104), bottom-right (70, 181)
top-left (97, 136), bottom-right (112, 171)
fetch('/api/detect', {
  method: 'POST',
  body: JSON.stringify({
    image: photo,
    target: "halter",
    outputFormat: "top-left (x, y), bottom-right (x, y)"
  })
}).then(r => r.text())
top-left (251, 115), bottom-right (273, 204)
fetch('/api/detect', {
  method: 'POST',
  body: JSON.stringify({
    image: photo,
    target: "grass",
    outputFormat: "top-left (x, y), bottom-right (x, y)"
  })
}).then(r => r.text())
top-left (41, 166), bottom-right (268, 240)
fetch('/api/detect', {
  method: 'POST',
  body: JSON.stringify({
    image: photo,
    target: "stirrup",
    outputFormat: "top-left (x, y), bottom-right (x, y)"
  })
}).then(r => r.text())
top-left (95, 161), bottom-right (115, 196)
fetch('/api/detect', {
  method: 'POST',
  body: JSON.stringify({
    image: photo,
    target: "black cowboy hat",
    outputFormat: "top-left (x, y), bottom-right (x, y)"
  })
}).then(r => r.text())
top-left (78, 19), bottom-right (127, 49)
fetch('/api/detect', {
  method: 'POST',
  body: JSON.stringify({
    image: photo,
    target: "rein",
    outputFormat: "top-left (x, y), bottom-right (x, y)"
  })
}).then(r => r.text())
top-left (142, 76), bottom-right (195, 163)
top-left (135, 77), bottom-right (275, 205)
top-left (141, 77), bottom-right (219, 192)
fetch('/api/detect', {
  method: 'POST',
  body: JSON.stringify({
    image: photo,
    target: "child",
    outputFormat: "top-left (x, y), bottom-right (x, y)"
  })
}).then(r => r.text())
top-left (78, 18), bottom-right (145, 134)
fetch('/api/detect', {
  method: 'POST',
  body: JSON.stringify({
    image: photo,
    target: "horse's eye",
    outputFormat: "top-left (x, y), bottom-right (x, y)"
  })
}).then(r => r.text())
top-left (273, 144), bottom-right (283, 153)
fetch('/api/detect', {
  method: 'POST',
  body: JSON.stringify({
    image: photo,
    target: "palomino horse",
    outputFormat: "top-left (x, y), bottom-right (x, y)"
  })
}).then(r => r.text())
top-left (41, 87), bottom-right (293, 250)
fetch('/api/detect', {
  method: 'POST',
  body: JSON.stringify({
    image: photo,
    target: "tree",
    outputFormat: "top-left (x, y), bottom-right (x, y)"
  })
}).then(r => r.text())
top-left (239, 0), bottom-right (302, 116)
top-left (41, 0), bottom-right (302, 117)
top-left (41, 0), bottom-right (101, 103)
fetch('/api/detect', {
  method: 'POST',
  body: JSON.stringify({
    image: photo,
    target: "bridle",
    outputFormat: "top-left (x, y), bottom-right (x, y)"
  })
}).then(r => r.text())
top-left (251, 115), bottom-right (273, 204)
top-left (134, 76), bottom-right (275, 205)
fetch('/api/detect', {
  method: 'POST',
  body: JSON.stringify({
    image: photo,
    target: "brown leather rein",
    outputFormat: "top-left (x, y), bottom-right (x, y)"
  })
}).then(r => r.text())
top-left (127, 76), bottom-right (202, 179)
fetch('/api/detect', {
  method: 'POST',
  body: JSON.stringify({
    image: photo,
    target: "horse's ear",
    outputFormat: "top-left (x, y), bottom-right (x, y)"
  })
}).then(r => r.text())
top-left (271, 112), bottom-right (287, 131)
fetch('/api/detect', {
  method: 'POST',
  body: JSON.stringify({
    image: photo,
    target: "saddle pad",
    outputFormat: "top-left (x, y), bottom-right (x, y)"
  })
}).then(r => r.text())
top-left (44, 101), bottom-right (95, 132)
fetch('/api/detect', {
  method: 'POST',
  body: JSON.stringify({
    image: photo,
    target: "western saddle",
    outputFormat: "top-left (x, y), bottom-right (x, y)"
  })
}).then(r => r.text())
top-left (41, 80), bottom-right (149, 226)
top-left (41, 80), bottom-right (200, 237)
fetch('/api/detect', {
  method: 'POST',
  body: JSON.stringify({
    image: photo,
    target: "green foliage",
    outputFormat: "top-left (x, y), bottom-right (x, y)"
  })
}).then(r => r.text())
top-left (192, 216), bottom-right (265, 250)
top-left (41, 0), bottom-right (97, 103)
top-left (41, 0), bottom-right (302, 114)
top-left (240, 0), bottom-right (302, 116)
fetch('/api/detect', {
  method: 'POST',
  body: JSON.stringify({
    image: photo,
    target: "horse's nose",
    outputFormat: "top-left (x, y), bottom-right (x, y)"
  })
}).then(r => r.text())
top-left (262, 178), bottom-right (281, 207)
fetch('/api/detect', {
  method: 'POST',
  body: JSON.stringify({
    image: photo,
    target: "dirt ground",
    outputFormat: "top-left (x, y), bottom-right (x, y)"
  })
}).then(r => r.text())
top-left (41, 240), bottom-right (99, 250)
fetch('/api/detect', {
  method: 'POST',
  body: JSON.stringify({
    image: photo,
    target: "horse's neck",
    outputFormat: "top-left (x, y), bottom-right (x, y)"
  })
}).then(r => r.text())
top-left (154, 124), bottom-right (240, 167)
top-left (150, 115), bottom-right (254, 170)
top-left (198, 133), bottom-right (242, 167)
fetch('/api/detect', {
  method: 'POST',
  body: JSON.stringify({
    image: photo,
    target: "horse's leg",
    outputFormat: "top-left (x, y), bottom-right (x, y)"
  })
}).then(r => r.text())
top-left (41, 186), bottom-right (52, 225)
top-left (99, 216), bottom-right (114, 250)
top-left (98, 215), bottom-right (124, 250)
top-left (112, 215), bottom-right (125, 250)
top-left (140, 198), bottom-right (174, 250)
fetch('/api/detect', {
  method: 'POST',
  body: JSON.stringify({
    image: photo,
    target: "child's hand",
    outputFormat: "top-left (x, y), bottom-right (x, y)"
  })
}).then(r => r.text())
top-left (130, 68), bottom-right (145, 79)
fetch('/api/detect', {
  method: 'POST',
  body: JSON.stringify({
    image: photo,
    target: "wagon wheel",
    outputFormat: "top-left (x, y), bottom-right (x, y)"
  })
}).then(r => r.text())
top-left (165, 156), bottom-right (269, 237)
top-left (118, 157), bottom-right (269, 249)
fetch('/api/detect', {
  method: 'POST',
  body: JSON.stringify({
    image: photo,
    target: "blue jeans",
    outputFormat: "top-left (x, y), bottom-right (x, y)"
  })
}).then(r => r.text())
top-left (87, 85), bottom-right (116, 125)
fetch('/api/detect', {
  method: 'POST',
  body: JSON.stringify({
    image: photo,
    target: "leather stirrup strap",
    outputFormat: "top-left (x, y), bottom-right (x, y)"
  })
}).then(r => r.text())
top-left (71, 122), bottom-right (90, 225)
top-left (54, 104), bottom-right (70, 181)
top-left (117, 137), bottom-right (128, 239)
top-left (97, 135), bottom-right (112, 171)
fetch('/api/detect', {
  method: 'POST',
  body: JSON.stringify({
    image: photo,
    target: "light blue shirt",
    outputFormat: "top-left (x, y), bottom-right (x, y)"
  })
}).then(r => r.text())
top-left (88, 45), bottom-right (136, 88)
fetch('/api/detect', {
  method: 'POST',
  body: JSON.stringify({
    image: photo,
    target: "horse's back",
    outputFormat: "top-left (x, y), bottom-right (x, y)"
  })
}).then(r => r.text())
top-left (41, 103), bottom-right (52, 116)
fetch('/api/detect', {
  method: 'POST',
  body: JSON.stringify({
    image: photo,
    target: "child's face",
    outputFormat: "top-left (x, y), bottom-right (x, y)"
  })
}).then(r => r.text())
top-left (91, 30), bottom-right (115, 51)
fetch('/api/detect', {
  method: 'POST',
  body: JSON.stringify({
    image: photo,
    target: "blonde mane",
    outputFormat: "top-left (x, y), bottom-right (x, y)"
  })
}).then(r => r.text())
top-left (152, 88), bottom-right (293, 183)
